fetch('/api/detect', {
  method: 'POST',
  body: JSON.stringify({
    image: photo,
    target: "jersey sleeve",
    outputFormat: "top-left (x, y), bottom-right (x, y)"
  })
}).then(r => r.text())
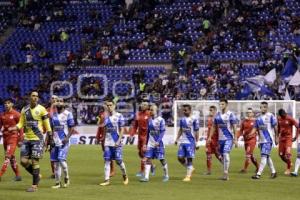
top-left (16, 109), bottom-right (25, 130)
top-left (118, 114), bottom-right (125, 127)
top-left (67, 112), bottom-right (75, 128)
top-left (157, 118), bottom-right (166, 142)
top-left (41, 106), bottom-right (52, 132)
top-left (270, 114), bottom-right (277, 127)
top-left (193, 117), bottom-right (200, 132)
top-left (229, 113), bottom-right (238, 125)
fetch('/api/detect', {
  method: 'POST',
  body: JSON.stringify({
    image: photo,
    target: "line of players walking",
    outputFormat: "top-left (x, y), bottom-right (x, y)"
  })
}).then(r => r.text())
top-left (0, 92), bottom-right (300, 192)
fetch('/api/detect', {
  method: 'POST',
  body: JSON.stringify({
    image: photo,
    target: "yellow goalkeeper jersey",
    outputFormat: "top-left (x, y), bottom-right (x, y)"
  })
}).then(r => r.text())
top-left (17, 104), bottom-right (51, 141)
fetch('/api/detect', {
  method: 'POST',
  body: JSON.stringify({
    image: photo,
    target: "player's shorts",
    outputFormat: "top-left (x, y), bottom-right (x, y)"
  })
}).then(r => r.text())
top-left (20, 140), bottom-right (44, 159)
top-left (278, 140), bottom-right (292, 156)
top-left (3, 137), bottom-right (18, 157)
top-left (103, 146), bottom-right (123, 161)
top-left (206, 139), bottom-right (219, 154)
top-left (50, 144), bottom-right (70, 162)
top-left (219, 140), bottom-right (233, 154)
top-left (259, 142), bottom-right (272, 156)
top-left (244, 140), bottom-right (256, 155)
top-left (145, 146), bottom-right (165, 160)
top-left (178, 143), bottom-right (195, 158)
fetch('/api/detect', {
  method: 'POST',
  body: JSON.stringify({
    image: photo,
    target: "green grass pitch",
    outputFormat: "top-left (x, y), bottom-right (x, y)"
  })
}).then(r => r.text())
top-left (0, 145), bottom-right (300, 200)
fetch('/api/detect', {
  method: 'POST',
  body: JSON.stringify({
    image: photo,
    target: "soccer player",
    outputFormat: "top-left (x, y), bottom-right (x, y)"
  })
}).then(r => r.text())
top-left (205, 105), bottom-right (222, 175)
top-left (9, 91), bottom-right (53, 192)
top-left (99, 99), bottom-right (129, 186)
top-left (47, 95), bottom-right (58, 179)
top-left (251, 102), bottom-right (278, 179)
top-left (175, 104), bottom-right (200, 182)
top-left (95, 104), bottom-right (115, 177)
top-left (129, 100), bottom-right (155, 177)
top-left (0, 98), bottom-right (23, 181)
top-left (140, 104), bottom-right (169, 182)
top-left (239, 108), bottom-right (259, 173)
top-left (207, 99), bottom-right (238, 181)
top-left (277, 108), bottom-right (299, 175)
top-left (50, 98), bottom-right (75, 188)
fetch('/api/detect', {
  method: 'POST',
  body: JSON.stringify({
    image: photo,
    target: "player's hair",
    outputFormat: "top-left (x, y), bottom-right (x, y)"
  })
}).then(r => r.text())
top-left (278, 108), bottom-right (286, 116)
top-left (219, 98), bottom-right (228, 104)
top-left (3, 98), bottom-right (14, 103)
top-left (30, 90), bottom-right (39, 96)
top-left (105, 98), bottom-right (115, 104)
top-left (247, 108), bottom-right (253, 111)
top-left (182, 104), bottom-right (191, 110)
top-left (209, 105), bottom-right (217, 110)
top-left (261, 101), bottom-right (268, 106)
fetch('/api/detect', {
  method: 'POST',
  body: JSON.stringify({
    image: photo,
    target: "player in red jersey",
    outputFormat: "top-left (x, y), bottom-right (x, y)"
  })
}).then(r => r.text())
top-left (96, 104), bottom-right (115, 176)
top-left (0, 98), bottom-right (23, 181)
top-left (46, 95), bottom-right (58, 179)
top-left (239, 108), bottom-right (259, 173)
top-left (129, 101), bottom-right (155, 177)
top-left (204, 105), bottom-right (222, 175)
top-left (277, 108), bottom-right (299, 175)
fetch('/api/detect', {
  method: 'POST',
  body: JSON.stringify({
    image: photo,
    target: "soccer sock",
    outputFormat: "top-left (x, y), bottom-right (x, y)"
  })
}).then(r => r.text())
top-left (117, 161), bottom-right (127, 176)
top-left (104, 161), bottom-right (111, 181)
top-left (294, 158), bottom-right (300, 173)
top-left (223, 153), bottom-right (230, 174)
top-left (141, 159), bottom-right (145, 173)
top-left (186, 158), bottom-right (193, 177)
top-left (60, 161), bottom-right (69, 179)
top-left (267, 157), bottom-right (276, 174)
top-left (24, 164), bottom-right (33, 175)
top-left (251, 155), bottom-right (259, 170)
top-left (257, 156), bottom-right (267, 175)
top-left (206, 153), bottom-right (212, 172)
top-left (0, 158), bottom-right (10, 176)
top-left (286, 154), bottom-right (292, 170)
top-left (51, 161), bottom-right (55, 174)
top-left (244, 155), bottom-right (251, 170)
top-left (54, 162), bottom-right (61, 183)
top-left (10, 156), bottom-right (20, 176)
top-left (144, 164), bottom-right (151, 179)
top-left (160, 159), bottom-right (169, 177)
top-left (32, 167), bottom-right (40, 185)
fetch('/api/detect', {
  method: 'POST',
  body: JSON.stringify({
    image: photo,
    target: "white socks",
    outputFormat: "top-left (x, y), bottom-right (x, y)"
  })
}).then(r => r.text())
top-left (60, 161), bottom-right (69, 179)
top-left (223, 153), bottom-right (230, 174)
top-left (104, 161), bottom-right (111, 180)
top-left (144, 164), bottom-right (151, 179)
top-left (187, 165), bottom-right (193, 177)
top-left (294, 158), bottom-right (300, 173)
top-left (54, 162), bottom-right (61, 183)
top-left (267, 157), bottom-right (276, 174)
top-left (162, 163), bottom-right (169, 177)
top-left (257, 156), bottom-right (267, 175)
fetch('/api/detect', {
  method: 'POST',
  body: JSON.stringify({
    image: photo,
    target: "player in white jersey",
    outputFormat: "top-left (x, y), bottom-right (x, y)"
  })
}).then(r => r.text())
top-left (175, 104), bottom-right (200, 182)
top-left (207, 99), bottom-right (238, 181)
top-left (140, 104), bottom-right (169, 182)
top-left (50, 98), bottom-right (75, 188)
top-left (251, 101), bottom-right (278, 179)
top-left (100, 99), bottom-right (128, 186)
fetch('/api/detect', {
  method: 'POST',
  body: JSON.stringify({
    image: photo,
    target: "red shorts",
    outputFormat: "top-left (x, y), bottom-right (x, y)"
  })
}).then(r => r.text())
top-left (206, 140), bottom-right (219, 154)
top-left (244, 140), bottom-right (256, 155)
top-left (137, 139), bottom-right (147, 158)
top-left (279, 140), bottom-right (292, 156)
top-left (3, 137), bottom-right (18, 157)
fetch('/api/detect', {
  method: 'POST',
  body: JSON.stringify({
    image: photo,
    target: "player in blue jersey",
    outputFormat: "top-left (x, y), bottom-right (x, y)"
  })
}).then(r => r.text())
top-left (140, 104), bottom-right (169, 182)
top-left (100, 99), bottom-right (128, 186)
top-left (50, 98), bottom-right (75, 188)
top-left (251, 101), bottom-right (278, 179)
top-left (207, 99), bottom-right (238, 181)
top-left (175, 104), bottom-right (200, 182)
